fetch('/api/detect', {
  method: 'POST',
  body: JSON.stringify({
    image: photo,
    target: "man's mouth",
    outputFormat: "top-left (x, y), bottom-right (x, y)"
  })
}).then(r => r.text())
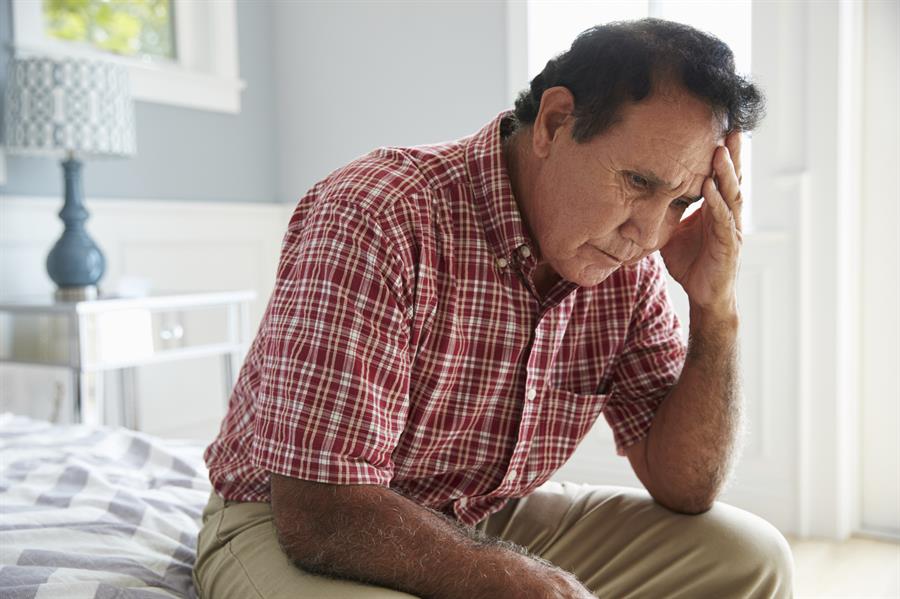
top-left (589, 245), bottom-right (624, 264)
top-left (601, 249), bottom-right (624, 262)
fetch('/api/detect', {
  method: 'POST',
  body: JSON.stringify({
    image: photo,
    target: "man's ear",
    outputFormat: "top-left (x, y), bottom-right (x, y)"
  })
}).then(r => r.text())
top-left (532, 86), bottom-right (575, 159)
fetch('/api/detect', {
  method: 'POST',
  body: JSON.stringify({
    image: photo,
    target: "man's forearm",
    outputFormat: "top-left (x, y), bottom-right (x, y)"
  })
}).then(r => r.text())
top-left (273, 483), bottom-right (559, 599)
top-left (644, 303), bottom-right (743, 513)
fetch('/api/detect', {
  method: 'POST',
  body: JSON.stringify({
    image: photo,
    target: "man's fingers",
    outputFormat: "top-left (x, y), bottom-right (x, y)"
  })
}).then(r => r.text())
top-left (703, 173), bottom-right (741, 234)
top-left (726, 130), bottom-right (742, 182)
top-left (713, 146), bottom-right (743, 232)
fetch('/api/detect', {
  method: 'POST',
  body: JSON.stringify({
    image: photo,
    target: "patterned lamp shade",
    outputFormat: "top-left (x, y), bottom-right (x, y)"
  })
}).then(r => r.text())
top-left (4, 56), bottom-right (136, 158)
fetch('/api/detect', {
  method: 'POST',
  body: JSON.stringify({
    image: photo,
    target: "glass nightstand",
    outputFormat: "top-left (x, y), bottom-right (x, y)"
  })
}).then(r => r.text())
top-left (0, 290), bottom-right (255, 428)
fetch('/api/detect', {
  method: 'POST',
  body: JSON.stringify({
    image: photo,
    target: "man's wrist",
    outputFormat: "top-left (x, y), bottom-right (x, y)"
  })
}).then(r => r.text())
top-left (689, 298), bottom-right (739, 332)
top-left (687, 299), bottom-right (739, 358)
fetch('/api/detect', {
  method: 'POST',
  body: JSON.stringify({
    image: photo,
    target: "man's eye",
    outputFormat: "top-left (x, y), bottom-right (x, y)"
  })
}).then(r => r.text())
top-left (628, 173), bottom-right (649, 189)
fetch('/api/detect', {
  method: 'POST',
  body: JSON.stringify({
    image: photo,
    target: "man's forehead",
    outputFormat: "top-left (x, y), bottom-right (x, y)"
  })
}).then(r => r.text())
top-left (619, 133), bottom-right (720, 180)
top-left (613, 88), bottom-right (724, 149)
top-left (617, 130), bottom-right (721, 200)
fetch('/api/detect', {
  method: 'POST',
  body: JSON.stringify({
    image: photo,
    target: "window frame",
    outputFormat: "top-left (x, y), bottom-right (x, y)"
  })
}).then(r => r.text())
top-left (10, 0), bottom-right (245, 114)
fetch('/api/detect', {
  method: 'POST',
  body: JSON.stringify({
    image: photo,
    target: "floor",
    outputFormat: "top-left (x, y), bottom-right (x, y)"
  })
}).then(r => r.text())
top-left (788, 535), bottom-right (900, 598)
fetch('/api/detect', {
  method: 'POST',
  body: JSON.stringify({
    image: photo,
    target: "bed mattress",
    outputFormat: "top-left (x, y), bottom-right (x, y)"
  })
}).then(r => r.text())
top-left (0, 414), bottom-right (211, 599)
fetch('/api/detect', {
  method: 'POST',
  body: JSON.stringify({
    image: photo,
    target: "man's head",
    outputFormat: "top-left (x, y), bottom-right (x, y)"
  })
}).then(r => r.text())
top-left (506, 19), bottom-right (765, 288)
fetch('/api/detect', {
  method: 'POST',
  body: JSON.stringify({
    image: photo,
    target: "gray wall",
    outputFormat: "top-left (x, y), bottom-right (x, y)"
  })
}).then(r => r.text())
top-left (0, 0), bottom-right (278, 203)
top-left (273, 0), bottom-right (510, 203)
top-left (1, 0), bottom-right (511, 204)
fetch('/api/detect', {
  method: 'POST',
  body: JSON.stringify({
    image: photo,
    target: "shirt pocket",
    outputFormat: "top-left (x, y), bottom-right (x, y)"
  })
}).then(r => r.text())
top-left (524, 387), bottom-right (610, 487)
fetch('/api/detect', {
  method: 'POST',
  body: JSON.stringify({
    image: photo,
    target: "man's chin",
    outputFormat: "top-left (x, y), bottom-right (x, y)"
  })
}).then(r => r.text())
top-left (577, 264), bottom-right (620, 287)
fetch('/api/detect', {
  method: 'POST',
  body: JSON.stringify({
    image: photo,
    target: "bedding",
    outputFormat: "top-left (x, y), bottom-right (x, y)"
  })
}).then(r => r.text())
top-left (0, 413), bottom-right (211, 598)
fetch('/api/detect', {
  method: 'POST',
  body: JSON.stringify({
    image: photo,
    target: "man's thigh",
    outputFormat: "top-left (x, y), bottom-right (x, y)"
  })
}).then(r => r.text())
top-left (193, 492), bottom-right (417, 599)
top-left (477, 481), bottom-right (794, 599)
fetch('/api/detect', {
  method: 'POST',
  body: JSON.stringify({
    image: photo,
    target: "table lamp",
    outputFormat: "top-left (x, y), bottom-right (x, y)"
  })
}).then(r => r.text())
top-left (4, 55), bottom-right (136, 301)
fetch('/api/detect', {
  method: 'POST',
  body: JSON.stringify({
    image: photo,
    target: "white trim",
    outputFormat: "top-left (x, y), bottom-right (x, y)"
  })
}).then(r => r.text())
top-left (858, 0), bottom-right (900, 537)
top-left (795, 0), bottom-right (864, 541)
top-left (854, 528), bottom-right (900, 544)
top-left (80, 343), bottom-right (247, 373)
top-left (836, 0), bottom-right (863, 541)
top-left (0, 195), bottom-right (284, 220)
top-left (10, 0), bottom-right (245, 114)
top-left (0, 291), bottom-right (256, 314)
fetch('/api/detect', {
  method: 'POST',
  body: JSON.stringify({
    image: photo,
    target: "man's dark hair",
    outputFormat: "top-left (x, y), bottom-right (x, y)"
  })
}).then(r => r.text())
top-left (512, 18), bottom-right (765, 142)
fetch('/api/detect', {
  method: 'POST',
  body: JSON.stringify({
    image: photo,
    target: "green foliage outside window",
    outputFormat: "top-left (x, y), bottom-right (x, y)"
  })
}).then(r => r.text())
top-left (43, 0), bottom-right (176, 60)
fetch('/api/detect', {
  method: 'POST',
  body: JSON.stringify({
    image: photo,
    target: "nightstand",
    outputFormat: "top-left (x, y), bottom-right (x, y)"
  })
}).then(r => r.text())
top-left (0, 290), bottom-right (255, 429)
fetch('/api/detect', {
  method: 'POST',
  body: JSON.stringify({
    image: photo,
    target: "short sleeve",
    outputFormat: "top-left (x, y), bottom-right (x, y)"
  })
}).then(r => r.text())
top-left (603, 253), bottom-right (687, 456)
top-left (251, 201), bottom-right (411, 486)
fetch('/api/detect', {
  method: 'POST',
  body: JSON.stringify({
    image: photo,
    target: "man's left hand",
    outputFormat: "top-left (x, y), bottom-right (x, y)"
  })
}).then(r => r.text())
top-left (660, 131), bottom-right (743, 315)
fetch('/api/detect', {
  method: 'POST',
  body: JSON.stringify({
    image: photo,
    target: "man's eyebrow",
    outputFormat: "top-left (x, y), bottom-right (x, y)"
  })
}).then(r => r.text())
top-left (634, 169), bottom-right (703, 202)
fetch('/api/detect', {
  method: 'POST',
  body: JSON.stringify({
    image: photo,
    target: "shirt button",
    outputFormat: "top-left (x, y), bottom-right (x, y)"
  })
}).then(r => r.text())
top-left (508, 468), bottom-right (518, 481)
top-left (495, 257), bottom-right (509, 269)
top-left (458, 497), bottom-right (468, 508)
top-left (519, 245), bottom-right (532, 258)
top-left (526, 388), bottom-right (537, 401)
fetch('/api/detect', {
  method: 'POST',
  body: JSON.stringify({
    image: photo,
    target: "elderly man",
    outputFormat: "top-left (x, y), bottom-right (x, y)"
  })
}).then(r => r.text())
top-left (194, 18), bottom-right (793, 599)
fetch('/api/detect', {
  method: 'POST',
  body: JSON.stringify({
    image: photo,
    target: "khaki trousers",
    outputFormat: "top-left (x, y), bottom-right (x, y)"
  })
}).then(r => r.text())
top-left (193, 481), bottom-right (793, 598)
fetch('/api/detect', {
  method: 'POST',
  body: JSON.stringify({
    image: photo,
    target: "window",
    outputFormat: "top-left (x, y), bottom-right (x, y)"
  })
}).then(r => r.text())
top-left (509, 0), bottom-right (754, 228)
top-left (43, 0), bottom-right (177, 60)
top-left (12, 0), bottom-right (245, 114)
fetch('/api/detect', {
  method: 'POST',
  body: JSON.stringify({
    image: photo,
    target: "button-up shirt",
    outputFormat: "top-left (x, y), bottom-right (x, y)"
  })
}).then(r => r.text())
top-left (204, 111), bottom-right (687, 527)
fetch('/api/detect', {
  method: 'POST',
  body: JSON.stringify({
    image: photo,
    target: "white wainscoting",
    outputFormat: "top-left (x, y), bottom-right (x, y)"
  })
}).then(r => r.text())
top-left (0, 195), bottom-right (290, 442)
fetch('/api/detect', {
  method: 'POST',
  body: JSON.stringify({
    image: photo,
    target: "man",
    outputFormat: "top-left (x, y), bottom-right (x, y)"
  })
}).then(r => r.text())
top-left (194, 19), bottom-right (793, 599)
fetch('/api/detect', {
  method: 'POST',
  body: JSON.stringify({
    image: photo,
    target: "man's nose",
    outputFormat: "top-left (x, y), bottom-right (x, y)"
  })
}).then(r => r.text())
top-left (620, 200), bottom-right (669, 250)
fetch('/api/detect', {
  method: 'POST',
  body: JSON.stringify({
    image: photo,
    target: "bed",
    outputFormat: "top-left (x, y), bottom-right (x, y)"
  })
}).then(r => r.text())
top-left (0, 413), bottom-right (211, 599)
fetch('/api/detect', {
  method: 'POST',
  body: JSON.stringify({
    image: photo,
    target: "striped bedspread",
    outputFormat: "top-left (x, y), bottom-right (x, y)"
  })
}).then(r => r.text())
top-left (0, 413), bottom-right (211, 599)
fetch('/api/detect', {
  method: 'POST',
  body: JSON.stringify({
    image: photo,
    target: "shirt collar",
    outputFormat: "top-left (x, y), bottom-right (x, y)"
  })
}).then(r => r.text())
top-left (464, 111), bottom-right (538, 275)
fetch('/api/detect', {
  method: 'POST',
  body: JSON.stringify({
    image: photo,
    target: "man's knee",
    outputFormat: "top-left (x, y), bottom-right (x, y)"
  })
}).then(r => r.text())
top-left (691, 501), bottom-right (795, 597)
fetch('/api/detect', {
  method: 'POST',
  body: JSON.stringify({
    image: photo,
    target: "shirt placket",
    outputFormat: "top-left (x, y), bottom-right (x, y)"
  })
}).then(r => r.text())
top-left (489, 240), bottom-right (557, 496)
top-left (498, 310), bottom-right (557, 495)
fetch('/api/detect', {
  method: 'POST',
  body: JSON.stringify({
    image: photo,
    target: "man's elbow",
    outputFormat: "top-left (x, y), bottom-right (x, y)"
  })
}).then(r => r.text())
top-left (270, 474), bottom-right (350, 574)
top-left (649, 486), bottom-right (718, 515)
top-left (273, 513), bottom-right (318, 565)
top-left (642, 460), bottom-right (726, 515)
top-left (273, 513), bottom-right (350, 580)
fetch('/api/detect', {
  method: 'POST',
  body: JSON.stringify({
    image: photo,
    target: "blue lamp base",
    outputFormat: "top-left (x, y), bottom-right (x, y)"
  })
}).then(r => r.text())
top-left (47, 158), bottom-right (106, 301)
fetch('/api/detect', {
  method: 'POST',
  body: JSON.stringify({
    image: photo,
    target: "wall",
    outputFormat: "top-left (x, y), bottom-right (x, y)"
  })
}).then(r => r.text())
top-left (272, 0), bottom-right (510, 203)
top-left (1, 0), bottom-right (510, 203)
top-left (0, 0), bottom-right (278, 203)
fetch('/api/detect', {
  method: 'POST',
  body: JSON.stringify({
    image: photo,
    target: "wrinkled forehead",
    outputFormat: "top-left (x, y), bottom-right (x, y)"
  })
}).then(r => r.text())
top-left (613, 92), bottom-right (724, 180)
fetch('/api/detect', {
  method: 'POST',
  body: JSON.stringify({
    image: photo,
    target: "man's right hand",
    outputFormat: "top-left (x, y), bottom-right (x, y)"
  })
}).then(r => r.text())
top-left (270, 474), bottom-right (596, 599)
top-left (503, 552), bottom-right (596, 599)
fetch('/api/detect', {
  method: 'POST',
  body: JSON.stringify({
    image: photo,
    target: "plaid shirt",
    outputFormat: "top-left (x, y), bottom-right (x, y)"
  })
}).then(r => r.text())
top-left (205, 112), bottom-right (686, 527)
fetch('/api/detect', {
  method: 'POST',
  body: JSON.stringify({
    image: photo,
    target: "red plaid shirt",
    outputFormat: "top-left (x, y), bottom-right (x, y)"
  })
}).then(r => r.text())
top-left (205, 112), bottom-right (686, 526)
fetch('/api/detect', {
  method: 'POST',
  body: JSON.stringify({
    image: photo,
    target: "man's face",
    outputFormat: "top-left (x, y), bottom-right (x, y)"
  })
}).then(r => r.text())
top-left (526, 86), bottom-right (724, 287)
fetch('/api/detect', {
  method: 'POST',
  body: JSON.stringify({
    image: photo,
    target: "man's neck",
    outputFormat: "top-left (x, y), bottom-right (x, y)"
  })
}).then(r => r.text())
top-left (504, 125), bottom-right (561, 298)
top-left (502, 127), bottom-right (539, 256)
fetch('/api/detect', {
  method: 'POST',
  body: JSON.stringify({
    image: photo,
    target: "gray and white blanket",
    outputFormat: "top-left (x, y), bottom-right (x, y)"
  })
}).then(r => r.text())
top-left (0, 413), bottom-right (211, 599)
